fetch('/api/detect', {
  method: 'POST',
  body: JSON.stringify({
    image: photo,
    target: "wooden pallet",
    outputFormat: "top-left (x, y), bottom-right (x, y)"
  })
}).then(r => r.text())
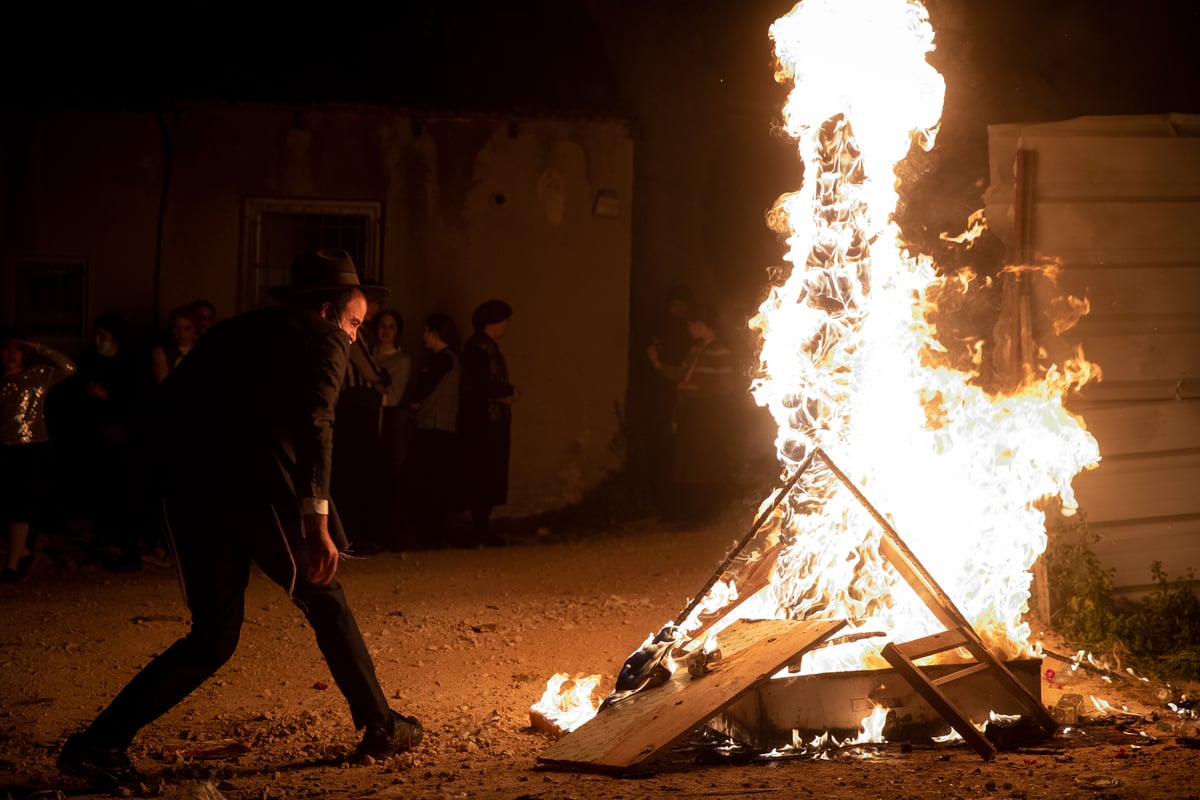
top-left (819, 448), bottom-right (1059, 759)
top-left (537, 617), bottom-right (847, 773)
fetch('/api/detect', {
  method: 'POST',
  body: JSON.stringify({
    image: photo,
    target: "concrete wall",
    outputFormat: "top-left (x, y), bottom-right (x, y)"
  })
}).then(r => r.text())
top-left (984, 113), bottom-right (1200, 594)
top-left (1, 102), bottom-right (634, 517)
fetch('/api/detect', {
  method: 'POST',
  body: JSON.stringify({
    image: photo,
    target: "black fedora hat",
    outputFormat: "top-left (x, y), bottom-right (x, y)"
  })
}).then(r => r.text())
top-left (269, 249), bottom-right (390, 304)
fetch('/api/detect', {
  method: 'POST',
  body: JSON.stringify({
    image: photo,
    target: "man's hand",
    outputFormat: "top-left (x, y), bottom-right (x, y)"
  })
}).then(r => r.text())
top-left (302, 513), bottom-right (339, 585)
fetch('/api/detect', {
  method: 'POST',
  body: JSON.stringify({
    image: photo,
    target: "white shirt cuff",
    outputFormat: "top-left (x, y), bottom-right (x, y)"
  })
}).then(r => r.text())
top-left (300, 497), bottom-right (329, 516)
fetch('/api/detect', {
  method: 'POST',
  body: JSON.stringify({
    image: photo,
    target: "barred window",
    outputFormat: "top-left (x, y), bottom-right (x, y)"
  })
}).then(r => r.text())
top-left (8, 256), bottom-right (89, 342)
top-left (241, 198), bottom-right (381, 311)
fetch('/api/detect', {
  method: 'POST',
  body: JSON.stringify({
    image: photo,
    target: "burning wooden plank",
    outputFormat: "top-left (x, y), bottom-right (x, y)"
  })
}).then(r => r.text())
top-left (536, 618), bottom-right (846, 774)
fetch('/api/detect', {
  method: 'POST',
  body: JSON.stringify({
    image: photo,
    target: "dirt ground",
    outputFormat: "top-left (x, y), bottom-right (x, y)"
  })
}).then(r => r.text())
top-left (2, 516), bottom-right (1198, 800)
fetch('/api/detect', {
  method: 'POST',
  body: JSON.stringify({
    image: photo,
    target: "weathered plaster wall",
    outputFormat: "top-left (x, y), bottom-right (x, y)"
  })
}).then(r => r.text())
top-left (4, 103), bottom-right (633, 516)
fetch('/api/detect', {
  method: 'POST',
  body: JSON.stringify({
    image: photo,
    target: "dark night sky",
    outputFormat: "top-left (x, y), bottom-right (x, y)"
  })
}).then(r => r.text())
top-left (7, 1), bottom-right (1199, 119)
top-left (5, 0), bottom-right (1198, 293)
top-left (3, 1), bottom-right (619, 112)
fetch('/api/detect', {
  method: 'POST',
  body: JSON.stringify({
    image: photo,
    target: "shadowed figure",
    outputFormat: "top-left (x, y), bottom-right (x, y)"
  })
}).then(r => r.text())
top-left (458, 299), bottom-right (518, 544)
top-left (56, 249), bottom-right (423, 791)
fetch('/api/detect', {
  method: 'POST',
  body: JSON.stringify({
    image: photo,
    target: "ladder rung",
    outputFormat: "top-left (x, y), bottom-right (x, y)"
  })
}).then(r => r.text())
top-left (894, 628), bottom-right (972, 661)
top-left (931, 661), bottom-right (991, 687)
top-left (881, 641), bottom-right (998, 760)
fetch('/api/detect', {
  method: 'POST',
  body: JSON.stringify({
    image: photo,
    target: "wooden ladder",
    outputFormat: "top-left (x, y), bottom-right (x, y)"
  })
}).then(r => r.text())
top-left (818, 448), bottom-right (1060, 760)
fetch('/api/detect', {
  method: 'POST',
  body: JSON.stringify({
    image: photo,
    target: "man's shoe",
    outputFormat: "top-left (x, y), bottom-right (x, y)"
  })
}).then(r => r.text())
top-left (57, 732), bottom-right (145, 789)
top-left (353, 711), bottom-right (423, 761)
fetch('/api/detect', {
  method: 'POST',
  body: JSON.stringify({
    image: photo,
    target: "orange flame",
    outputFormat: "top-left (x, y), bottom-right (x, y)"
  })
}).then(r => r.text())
top-left (534, 0), bottom-right (1102, 736)
top-left (530, 672), bottom-right (603, 736)
top-left (703, 0), bottom-right (1100, 672)
top-left (939, 209), bottom-right (988, 245)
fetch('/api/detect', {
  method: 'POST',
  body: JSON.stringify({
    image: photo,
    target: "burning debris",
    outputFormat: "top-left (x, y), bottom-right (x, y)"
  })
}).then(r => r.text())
top-left (538, 618), bottom-right (847, 773)
top-left (529, 673), bottom-right (603, 738)
top-left (535, 0), bottom-right (1105, 771)
top-left (538, 450), bottom-right (1056, 769)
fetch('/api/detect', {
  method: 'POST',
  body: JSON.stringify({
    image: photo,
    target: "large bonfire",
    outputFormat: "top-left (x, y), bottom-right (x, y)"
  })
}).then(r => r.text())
top-left (534, 0), bottom-right (1101, 734)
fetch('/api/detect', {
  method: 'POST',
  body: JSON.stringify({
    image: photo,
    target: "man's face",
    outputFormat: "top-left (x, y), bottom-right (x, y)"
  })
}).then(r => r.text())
top-left (338, 294), bottom-right (369, 343)
top-left (173, 316), bottom-right (197, 347)
top-left (484, 319), bottom-right (509, 340)
top-left (194, 305), bottom-right (214, 333)
top-left (94, 328), bottom-right (119, 357)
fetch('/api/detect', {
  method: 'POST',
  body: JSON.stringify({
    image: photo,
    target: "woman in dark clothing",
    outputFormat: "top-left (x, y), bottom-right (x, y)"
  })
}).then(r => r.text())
top-left (458, 300), bottom-right (518, 544)
top-left (400, 312), bottom-right (461, 547)
top-left (56, 313), bottom-right (150, 569)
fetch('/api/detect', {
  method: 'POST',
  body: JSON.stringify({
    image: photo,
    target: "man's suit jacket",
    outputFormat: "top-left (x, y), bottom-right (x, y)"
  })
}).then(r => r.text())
top-left (154, 303), bottom-right (351, 559)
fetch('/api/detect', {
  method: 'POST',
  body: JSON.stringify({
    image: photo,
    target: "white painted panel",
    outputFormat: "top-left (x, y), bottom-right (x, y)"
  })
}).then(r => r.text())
top-left (1072, 451), bottom-right (1200, 522)
top-left (1032, 201), bottom-right (1200, 261)
top-left (987, 114), bottom-right (1200, 195)
top-left (1019, 138), bottom-right (1200, 200)
top-left (1087, 516), bottom-right (1200, 593)
top-left (1072, 399), bottom-right (1200, 456)
top-left (1056, 327), bottom-right (1200, 384)
top-left (1072, 379), bottom-right (1200, 403)
top-left (987, 115), bottom-right (1200, 597)
top-left (1055, 264), bottom-right (1200, 318)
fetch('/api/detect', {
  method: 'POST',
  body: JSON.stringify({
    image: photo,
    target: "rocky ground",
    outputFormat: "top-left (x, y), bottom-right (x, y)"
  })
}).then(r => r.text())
top-left (1, 515), bottom-right (1197, 800)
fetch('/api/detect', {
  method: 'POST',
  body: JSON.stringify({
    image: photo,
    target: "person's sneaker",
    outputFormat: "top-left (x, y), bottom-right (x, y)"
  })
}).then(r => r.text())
top-left (353, 711), bottom-right (423, 761)
top-left (57, 732), bottom-right (145, 789)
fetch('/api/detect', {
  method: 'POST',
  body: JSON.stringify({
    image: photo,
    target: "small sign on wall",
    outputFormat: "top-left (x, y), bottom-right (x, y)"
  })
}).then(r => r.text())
top-left (9, 256), bottom-right (89, 340)
top-left (592, 190), bottom-right (620, 218)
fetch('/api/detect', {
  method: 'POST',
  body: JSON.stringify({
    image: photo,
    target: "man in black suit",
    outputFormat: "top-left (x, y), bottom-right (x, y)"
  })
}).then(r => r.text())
top-left (57, 250), bottom-right (422, 790)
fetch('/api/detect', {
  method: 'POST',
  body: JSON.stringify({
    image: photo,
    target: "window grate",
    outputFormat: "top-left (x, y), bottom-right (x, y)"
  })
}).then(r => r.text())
top-left (242, 198), bottom-right (382, 311)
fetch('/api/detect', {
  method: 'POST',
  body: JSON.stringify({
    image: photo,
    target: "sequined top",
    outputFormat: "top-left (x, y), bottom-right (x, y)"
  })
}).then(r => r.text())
top-left (1, 345), bottom-right (77, 446)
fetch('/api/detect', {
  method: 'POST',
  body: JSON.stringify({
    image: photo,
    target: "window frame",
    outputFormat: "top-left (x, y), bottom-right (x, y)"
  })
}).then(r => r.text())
top-left (240, 197), bottom-right (382, 312)
top-left (7, 255), bottom-right (90, 343)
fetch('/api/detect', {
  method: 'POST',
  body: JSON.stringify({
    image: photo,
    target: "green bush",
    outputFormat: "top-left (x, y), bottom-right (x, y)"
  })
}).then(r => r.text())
top-left (1045, 514), bottom-right (1200, 682)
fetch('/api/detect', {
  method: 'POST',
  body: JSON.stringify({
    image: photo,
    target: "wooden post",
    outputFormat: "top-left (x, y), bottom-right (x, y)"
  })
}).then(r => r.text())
top-left (1013, 147), bottom-right (1053, 623)
top-left (1013, 148), bottom-right (1036, 264)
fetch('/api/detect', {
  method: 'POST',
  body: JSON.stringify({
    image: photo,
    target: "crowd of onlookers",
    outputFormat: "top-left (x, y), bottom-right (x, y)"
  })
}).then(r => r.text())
top-left (329, 294), bottom-right (520, 554)
top-left (3, 277), bottom-right (760, 586)
top-left (1, 295), bottom-right (519, 583)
